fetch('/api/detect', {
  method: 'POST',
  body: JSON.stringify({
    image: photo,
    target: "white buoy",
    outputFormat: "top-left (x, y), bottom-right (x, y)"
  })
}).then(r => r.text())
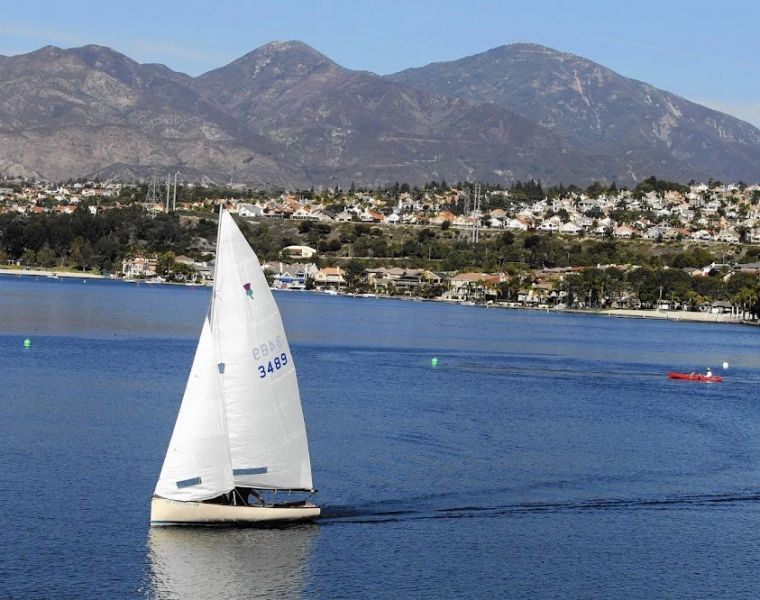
top-left (722, 361), bottom-right (729, 370)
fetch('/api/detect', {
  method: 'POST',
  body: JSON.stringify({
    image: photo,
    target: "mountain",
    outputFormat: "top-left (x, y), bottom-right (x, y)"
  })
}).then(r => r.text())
top-left (0, 44), bottom-right (294, 185)
top-left (0, 41), bottom-right (758, 186)
top-left (195, 41), bottom-right (602, 186)
top-left (388, 43), bottom-right (760, 183)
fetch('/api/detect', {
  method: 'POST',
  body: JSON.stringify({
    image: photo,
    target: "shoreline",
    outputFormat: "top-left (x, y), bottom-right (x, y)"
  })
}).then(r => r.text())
top-left (567, 307), bottom-right (744, 324)
top-left (0, 267), bottom-right (106, 279)
top-left (1, 268), bottom-right (752, 326)
top-left (305, 290), bottom-right (750, 326)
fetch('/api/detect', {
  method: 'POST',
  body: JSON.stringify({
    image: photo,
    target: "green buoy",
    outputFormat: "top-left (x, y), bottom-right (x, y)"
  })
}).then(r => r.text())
top-left (431, 357), bottom-right (438, 367)
top-left (23, 337), bottom-right (31, 348)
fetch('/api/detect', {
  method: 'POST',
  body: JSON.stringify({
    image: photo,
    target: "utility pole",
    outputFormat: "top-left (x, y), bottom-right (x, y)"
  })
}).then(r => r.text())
top-left (165, 173), bottom-right (171, 213)
top-left (471, 182), bottom-right (481, 244)
top-left (458, 185), bottom-right (470, 242)
top-left (172, 172), bottom-right (179, 212)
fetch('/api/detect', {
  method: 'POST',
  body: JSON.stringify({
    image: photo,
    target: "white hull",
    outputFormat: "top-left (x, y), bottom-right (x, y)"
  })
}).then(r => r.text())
top-left (150, 497), bottom-right (320, 526)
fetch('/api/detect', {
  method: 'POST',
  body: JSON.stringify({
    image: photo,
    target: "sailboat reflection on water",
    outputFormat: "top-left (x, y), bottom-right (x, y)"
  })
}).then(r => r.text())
top-left (147, 525), bottom-right (317, 598)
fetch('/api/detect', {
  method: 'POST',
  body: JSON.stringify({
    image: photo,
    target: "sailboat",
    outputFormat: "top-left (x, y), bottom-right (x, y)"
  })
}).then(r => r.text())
top-left (150, 208), bottom-right (319, 525)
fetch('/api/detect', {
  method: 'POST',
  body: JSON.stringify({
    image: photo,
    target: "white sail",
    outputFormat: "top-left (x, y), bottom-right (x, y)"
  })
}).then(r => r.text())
top-left (155, 318), bottom-right (235, 501)
top-left (212, 210), bottom-right (314, 490)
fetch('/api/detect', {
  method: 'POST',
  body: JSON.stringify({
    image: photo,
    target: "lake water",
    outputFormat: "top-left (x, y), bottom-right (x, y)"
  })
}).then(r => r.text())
top-left (2, 275), bottom-right (760, 598)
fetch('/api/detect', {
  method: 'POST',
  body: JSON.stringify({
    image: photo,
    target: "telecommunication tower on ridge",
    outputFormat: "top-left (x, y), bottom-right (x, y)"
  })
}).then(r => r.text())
top-left (457, 182), bottom-right (482, 244)
top-left (159, 171), bottom-right (181, 212)
top-left (172, 171), bottom-right (179, 212)
top-left (471, 182), bottom-right (481, 244)
top-left (145, 168), bottom-right (161, 205)
top-left (458, 185), bottom-right (470, 241)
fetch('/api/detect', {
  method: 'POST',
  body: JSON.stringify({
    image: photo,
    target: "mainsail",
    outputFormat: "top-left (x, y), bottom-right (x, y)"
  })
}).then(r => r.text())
top-left (212, 210), bottom-right (314, 491)
top-left (154, 318), bottom-right (235, 501)
top-left (155, 208), bottom-right (314, 502)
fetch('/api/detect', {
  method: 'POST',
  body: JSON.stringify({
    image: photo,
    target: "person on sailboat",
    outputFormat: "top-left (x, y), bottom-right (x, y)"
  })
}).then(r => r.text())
top-left (237, 488), bottom-right (265, 506)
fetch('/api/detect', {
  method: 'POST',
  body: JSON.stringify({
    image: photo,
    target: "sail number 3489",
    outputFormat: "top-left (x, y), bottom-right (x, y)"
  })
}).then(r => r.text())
top-left (258, 353), bottom-right (288, 378)
top-left (253, 336), bottom-right (288, 379)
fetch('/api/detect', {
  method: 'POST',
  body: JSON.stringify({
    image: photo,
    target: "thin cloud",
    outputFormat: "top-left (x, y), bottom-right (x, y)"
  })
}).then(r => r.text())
top-left (0, 22), bottom-right (86, 47)
top-left (694, 99), bottom-right (760, 129)
top-left (567, 31), bottom-right (760, 74)
top-left (125, 40), bottom-right (228, 70)
top-left (0, 22), bottom-right (228, 73)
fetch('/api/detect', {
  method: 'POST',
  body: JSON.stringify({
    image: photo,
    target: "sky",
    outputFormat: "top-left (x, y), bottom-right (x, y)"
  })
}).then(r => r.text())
top-left (2, 0), bottom-right (760, 126)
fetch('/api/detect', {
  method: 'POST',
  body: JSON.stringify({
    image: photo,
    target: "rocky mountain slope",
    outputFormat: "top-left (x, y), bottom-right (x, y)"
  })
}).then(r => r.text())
top-left (389, 43), bottom-right (760, 184)
top-left (0, 44), bottom-right (295, 185)
top-left (196, 41), bottom-right (602, 186)
top-left (0, 41), bottom-right (758, 186)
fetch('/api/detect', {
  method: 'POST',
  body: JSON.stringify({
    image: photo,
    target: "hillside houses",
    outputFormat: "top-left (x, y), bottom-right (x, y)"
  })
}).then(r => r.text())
top-left (3, 179), bottom-right (760, 248)
top-left (0, 180), bottom-right (760, 258)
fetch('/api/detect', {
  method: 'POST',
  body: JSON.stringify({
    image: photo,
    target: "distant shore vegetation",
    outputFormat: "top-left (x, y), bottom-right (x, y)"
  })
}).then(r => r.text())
top-left (1, 175), bottom-right (759, 319)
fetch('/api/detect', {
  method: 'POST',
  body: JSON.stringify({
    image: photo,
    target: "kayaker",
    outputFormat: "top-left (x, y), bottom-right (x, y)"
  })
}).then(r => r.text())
top-left (706, 367), bottom-right (713, 377)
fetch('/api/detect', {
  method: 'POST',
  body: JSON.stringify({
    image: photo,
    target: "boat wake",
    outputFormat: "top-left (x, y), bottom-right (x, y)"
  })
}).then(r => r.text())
top-left (321, 490), bottom-right (760, 525)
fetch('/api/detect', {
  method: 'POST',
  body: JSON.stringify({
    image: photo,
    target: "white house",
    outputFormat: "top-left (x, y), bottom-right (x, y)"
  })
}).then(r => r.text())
top-left (237, 203), bottom-right (263, 218)
top-left (537, 216), bottom-right (561, 232)
top-left (613, 225), bottom-right (635, 238)
top-left (283, 245), bottom-right (318, 259)
top-left (690, 230), bottom-right (714, 241)
top-left (714, 229), bottom-right (740, 243)
top-left (504, 218), bottom-right (529, 231)
top-left (122, 256), bottom-right (158, 278)
top-left (559, 222), bottom-right (582, 235)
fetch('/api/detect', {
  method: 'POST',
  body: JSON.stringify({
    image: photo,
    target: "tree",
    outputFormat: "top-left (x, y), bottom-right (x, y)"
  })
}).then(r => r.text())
top-left (626, 267), bottom-right (659, 306)
top-left (156, 252), bottom-right (176, 276)
top-left (344, 259), bottom-right (366, 292)
top-left (563, 273), bottom-right (586, 306)
top-left (94, 235), bottom-right (121, 272)
top-left (500, 231), bottom-right (515, 246)
top-left (497, 279), bottom-right (520, 301)
top-left (36, 245), bottom-right (56, 268)
top-left (69, 237), bottom-right (94, 270)
top-left (20, 248), bottom-right (36, 266)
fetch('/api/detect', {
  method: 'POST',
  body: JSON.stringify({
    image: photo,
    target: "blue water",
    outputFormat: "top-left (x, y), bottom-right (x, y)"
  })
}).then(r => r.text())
top-left (2, 275), bottom-right (760, 598)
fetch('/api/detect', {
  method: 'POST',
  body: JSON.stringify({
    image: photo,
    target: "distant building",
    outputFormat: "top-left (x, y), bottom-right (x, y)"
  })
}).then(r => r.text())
top-left (283, 245), bottom-right (318, 259)
top-left (314, 266), bottom-right (345, 289)
top-left (238, 203), bottom-right (265, 218)
top-left (121, 256), bottom-right (158, 278)
top-left (267, 261), bottom-right (318, 289)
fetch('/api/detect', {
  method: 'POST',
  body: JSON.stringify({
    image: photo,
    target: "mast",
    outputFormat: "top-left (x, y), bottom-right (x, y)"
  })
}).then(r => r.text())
top-left (208, 204), bottom-right (224, 326)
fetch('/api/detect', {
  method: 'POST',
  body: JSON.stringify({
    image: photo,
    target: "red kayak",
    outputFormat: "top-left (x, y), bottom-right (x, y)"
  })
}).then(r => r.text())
top-left (668, 371), bottom-right (723, 383)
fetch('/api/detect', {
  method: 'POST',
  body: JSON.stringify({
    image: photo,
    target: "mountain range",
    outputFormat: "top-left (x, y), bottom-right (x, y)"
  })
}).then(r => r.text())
top-left (0, 41), bottom-right (758, 187)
